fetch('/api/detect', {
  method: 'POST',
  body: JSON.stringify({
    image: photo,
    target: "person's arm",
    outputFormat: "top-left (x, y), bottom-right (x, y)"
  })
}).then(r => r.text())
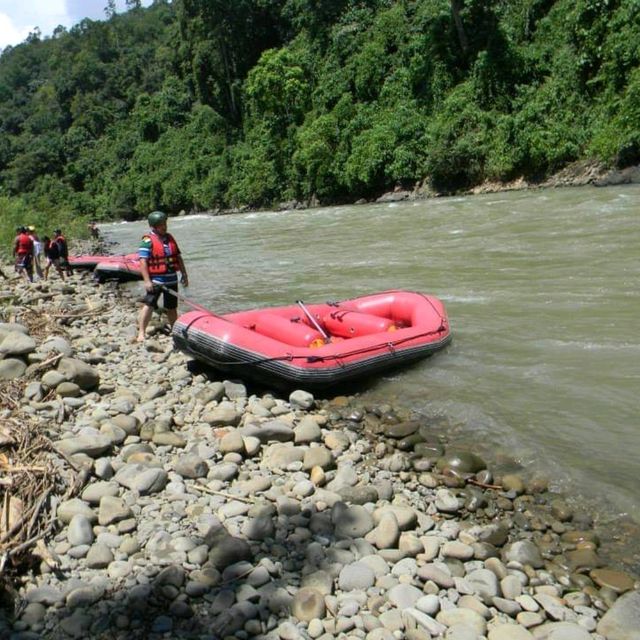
top-left (139, 236), bottom-right (154, 291)
top-left (140, 258), bottom-right (154, 292)
top-left (177, 254), bottom-right (188, 286)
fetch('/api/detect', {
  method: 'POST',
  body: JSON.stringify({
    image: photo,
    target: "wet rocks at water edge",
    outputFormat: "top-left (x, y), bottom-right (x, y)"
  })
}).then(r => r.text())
top-left (0, 258), bottom-right (639, 640)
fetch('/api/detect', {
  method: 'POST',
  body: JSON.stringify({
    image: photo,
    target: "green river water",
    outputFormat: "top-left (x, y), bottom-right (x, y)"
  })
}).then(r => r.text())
top-left (103, 184), bottom-right (640, 532)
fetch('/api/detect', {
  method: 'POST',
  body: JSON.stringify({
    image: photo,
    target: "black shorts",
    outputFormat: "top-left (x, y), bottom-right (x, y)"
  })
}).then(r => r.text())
top-left (141, 282), bottom-right (178, 310)
top-left (15, 254), bottom-right (32, 270)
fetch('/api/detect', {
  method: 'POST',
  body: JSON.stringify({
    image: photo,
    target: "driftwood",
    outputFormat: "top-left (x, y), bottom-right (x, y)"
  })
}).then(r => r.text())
top-left (191, 483), bottom-right (255, 504)
top-left (0, 298), bottom-right (83, 584)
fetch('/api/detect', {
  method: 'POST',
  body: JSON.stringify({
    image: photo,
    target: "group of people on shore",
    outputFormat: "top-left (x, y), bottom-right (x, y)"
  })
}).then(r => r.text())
top-left (10, 212), bottom-right (188, 343)
top-left (12, 226), bottom-right (72, 283)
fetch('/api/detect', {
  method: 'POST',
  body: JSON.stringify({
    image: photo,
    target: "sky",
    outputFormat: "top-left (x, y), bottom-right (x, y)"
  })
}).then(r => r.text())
top-left (0, 0), bottom-right (153, 50)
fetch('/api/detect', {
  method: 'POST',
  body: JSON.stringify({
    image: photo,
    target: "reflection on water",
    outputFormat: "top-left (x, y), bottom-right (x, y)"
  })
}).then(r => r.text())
top-left (104, 185), bottom-right (640, 524)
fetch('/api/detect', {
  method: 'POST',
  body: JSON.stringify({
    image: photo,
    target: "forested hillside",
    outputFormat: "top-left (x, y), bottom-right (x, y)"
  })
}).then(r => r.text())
top-left (1, 0), bottom-right (639, 223)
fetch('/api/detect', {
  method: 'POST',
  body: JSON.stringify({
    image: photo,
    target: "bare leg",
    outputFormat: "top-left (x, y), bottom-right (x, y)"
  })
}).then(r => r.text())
top-left (137, 304), bottom-right (153, 342)
top-left (166, 308), bottom-right (178, 327)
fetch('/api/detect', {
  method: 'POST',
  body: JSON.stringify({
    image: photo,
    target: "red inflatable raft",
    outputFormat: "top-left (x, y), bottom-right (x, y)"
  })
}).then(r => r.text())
top-left (94, 256), bottom-right (142, 282)
top-left (69, 253), bottom-right (138, 271)
top-left (172, 290), bottom-right (451, 389)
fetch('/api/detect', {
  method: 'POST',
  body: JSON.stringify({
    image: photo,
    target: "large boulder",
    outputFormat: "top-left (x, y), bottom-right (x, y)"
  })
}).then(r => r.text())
top-left (57, 357), bottom-right (100, 390)
top-left (0, 323), bottom-right (28, 342)
top-left (597, 589), bottom-right (640, 640)
top-left (0, 331), bottom-right (36, 357)
top-left (0, 358), bottom-right (28, 380)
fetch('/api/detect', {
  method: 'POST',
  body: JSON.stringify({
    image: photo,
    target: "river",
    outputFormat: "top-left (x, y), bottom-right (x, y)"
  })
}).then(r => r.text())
top-left (101, 184), bottom-right (640, 529)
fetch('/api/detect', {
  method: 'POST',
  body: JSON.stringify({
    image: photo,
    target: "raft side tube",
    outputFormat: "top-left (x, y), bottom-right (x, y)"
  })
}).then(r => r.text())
top-left (251, 313), bottom-right (324, 347)
top-left (322, 310), bottom-right (396, 338)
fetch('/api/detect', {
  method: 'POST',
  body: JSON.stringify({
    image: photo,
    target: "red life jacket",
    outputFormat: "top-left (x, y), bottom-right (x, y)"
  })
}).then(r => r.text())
top-left (16, 233), bottom-right (33, 255)
top-left (145, 231), bottom-right (180, 275)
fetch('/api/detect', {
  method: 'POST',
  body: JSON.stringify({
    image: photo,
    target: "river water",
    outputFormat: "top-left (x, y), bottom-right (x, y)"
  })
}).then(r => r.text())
top-left (102, 185), bottom-right (640, 527)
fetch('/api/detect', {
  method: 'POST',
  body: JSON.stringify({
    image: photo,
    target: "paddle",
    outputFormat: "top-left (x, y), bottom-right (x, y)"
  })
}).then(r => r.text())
top-left (159, 285), bottom-right (219, 317)
top-left (296, 300), bottom-right (331, 343)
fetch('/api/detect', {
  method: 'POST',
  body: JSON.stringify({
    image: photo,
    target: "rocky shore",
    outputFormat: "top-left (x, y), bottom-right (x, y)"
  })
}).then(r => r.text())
top-left (1, 261), bottom-right (639, 640)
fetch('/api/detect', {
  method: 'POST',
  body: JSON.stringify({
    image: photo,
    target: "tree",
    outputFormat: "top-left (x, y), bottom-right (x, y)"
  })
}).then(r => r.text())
top-left (105, 0), bottom-right (117, 19)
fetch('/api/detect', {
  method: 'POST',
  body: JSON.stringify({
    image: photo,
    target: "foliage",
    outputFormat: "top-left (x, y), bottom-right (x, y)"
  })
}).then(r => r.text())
top-left (0, 0), bottom-right (639, 219)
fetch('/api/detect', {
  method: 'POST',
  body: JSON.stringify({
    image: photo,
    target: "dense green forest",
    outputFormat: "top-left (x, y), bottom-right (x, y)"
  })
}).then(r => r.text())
top-left (0, 0), bottom-right (639, 232)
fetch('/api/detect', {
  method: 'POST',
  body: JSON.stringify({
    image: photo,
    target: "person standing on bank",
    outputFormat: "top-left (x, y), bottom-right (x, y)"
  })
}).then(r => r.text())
top-left (136, 210), bottom-right (189, 342)
top-left (13, 226), bottom-right (34, 283)
top-left (53, 229), bottom-right (73, 276)
top-left (27, 226), bottom-right (43, 280)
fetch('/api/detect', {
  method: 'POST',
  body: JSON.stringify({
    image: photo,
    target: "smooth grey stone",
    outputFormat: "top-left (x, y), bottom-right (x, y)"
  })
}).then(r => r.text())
top-left (291, 587), bottom-right (326, 622)
top-left (59, 610), bottom-right (93, 638)
top-left (261, 443), bottom-right (304, 469)
top-left (0, 331), bottom-right (36, 356)
top-left (57, 357), bottom-right (100, 390)
top-left (417, 564), bottom-right (454, 589)
top-left (25, 586), bottom-right (64, 606)
top-left (375, 512), bottom-right (400, 550)
top-left (531, 621), bottom-right (592, 639)
top-left (337, 485), bottom-right (379, 505)
top-left (303, 446), bottom-right (334, 471)
top-left (240, 420), bottom-right (294, 443)
top-left (202, 404), bottom-right (240, 427)
top-left (66, 583), bottom-right (105, 609)
top-left (466, 568), bottom-right (500, 603)
top-left (488, 624), bottom-right (535, 639)
top-left (597, 589), bottom-right (640, 639)
top-left (67, 514), bottom-right (94, 546)
top-left (54, 434), bottom-right (112, 458)
top-left (436, 608), bottom-right (487, 636)
top-left (504, 540), bottom-right (544, 568)
top-left (0, 358), bottom-right (28, 380)
top-left (174, 453), bottom-right (208, 478)
top-left (81, 481), bottom-right (119, 505)
top-left (301, 569), bottom-right (334, 595)
top-left (86, 544), bottom-right (114, 569)
top-left (402, 608), bottom-right (447, 636)
top-left (19, 602), bottom-right (46, 628)
top-left (338, 562), bottom-right (376, 591)
top-left (114, 464), bottom-right (168, 494)
top-left (205, 527), bottom-right (253, 570)
top-left (98, 496), bottom-right (133, 526)
top-left (110, 414), bottom-right (139, 435)
top-left (289, 389), bottom-right (314, 410)
top-left (435, 488), bottom-right (461, 513)
top-left (332, 503), bottom-right (375, 538)
top-left (415, 594), bottom-right (440, 616)
top-left (294, 417), bottom-right (322, 444)
top-left (387, 583), bottom-right (423, 610)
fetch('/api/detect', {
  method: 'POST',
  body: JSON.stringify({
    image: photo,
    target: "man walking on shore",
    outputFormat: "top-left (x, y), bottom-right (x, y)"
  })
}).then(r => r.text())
top-left (136, 210), bottom-right (189, 342)
top-left (13, 226), bottom-right (34, 283)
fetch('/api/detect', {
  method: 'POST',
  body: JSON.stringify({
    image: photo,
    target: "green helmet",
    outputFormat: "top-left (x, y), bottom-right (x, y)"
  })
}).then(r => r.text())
top-left (148, 210), bottom-right (167, 227)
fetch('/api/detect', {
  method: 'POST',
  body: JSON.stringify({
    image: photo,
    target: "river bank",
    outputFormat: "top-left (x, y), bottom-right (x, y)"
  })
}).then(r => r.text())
top-left (1, 260), bottom-right (639, 639)
top-left (213, 160), bottom-right (640, 215)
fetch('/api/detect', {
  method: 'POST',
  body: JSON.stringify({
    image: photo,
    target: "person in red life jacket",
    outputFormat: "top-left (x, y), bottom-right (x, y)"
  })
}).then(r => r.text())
top-left (53, 229), bottom-right (73, 276)
top-left (136, 210), bottom-right (189, 342)
top-left (13, 226), bottom-right (34, 283)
